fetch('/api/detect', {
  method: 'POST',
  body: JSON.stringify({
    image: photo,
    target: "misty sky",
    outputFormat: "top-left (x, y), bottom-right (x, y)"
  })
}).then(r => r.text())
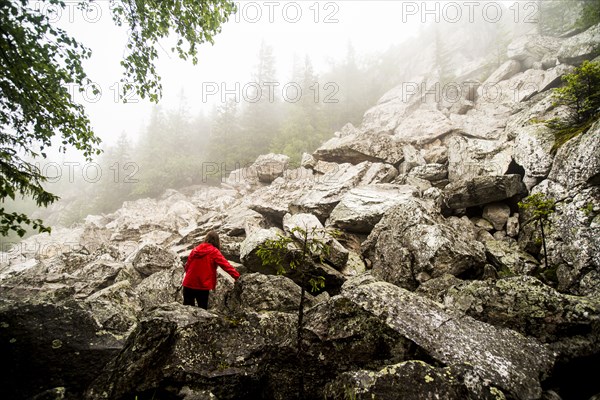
top-left (46, 0), bottom-right (522, 147)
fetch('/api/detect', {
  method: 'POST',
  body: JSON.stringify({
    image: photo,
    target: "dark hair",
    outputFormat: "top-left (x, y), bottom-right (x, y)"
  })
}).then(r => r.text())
top-left (204, 230), bottom-right (221, 250)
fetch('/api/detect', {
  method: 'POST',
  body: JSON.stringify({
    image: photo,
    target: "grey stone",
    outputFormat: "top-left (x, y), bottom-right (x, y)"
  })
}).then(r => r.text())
top-left (402, 144), bottom-right (426, 169)
top-left (362, 197), bottom-right (486, 290)
top-left (340, 281), bottom-right (555, 400)
top-left (300, 152), bottom-right (316, 169)
top-left (129, 244), bottom-right (180, 277)
top-left (327, 184), bottom-right (418, 233)
top-left (0, 300), bottom-right (123, 400)
top-left (394, 107), bottom-right (455, 145)
top-left (84, 280), bottom-right (141, 333)
top-left (476, 229), bottom-right (495, 243)
top-left (484, 239), bottom-right (540, 276)
top-left (360, 77), bottom-right (427, 135)
top-left (444, 175), bottom-right (525, 209)
top-left (446, 135), bottom-right (513, 182)
top-left (483, 202), bottom-right (511, 231)
top-left (443, 276), bottom-right (600, 360)
top-left (135, 267), bottom-right (183, 310)
top-left (239, 227), bottom-right (284, 274)
top-left (421, 143), bottom-right (448, 164)
top-left (548, 120), bottom-right (600, 190)
top-left (224, 165), bottom-right (260, 191)
top-left (493, 230), bottom-right (508, 241)
top-left (471, 217), bottom-right (494, 232)
top-left (396, 175), bottom-right (432, 194)
top-left (85, 304), bottom-right (297, 400)
top-left (290, 162), bottom-right (396, 221)
top-left (507, 35), bottom-right (563, 69)
top-left (483, 59), bottom-right (522, 85)
top-left (558, 23), bottom-right (600, 65)
top-left (313, 132), bottom-right (404, 165)
top-left (533, 184), bottom-right (600, 296)
top-left (408, 163), bottom-right (448, 182)
top-left (245, 168), bottom-right (314, 222)
top-left (507, 214), bottom-right (520, 237)
top-left (282, 212), bottom-right (349, 269)
top-left (253, 153), bottom-right (290, 183)
top-left (225, 273), bottom-right (305, 313)
top-left (324, 361), bottom-right (485, 400)
top-left (514, 124), bottom-right (556, 182)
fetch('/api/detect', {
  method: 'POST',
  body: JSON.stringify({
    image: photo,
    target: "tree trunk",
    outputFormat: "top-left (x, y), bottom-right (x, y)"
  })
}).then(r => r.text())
top-left (540, 220), bottom-right (549, 270)
top-left (297, 281), bottom-right (306, 399)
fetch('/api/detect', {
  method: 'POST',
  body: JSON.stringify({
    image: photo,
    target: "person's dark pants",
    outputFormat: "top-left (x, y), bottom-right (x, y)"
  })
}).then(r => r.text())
top-left (183, 287), bottom-right (209, 309)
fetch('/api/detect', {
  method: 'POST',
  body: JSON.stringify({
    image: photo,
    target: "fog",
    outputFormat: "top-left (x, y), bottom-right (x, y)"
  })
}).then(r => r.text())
top-left (56, 0), bottom-right (526, 144)
top-left (60, 1), bottom-right (426, 145)
top-left (7, 0), bottom-right (542, 237)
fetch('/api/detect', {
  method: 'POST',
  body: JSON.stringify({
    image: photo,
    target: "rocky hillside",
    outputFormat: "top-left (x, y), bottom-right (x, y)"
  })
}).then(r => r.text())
top-left (1, 23), bottom-right (600, 400)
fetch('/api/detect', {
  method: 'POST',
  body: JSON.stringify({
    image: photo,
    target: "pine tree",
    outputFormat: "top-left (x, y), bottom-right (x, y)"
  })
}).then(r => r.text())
top-left (273, 55), bottom-right (330, 164)
top-left (239, 41), bottom-right (282, 159)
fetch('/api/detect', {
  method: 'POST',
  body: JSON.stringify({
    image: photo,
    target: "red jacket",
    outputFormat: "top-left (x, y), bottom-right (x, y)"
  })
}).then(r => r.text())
top-left (182, 243), bottom-right (240, 290)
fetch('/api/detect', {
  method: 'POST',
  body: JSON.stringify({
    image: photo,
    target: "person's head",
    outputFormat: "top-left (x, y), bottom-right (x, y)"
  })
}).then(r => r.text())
top-left (204, 230), bottom-right (221, 250)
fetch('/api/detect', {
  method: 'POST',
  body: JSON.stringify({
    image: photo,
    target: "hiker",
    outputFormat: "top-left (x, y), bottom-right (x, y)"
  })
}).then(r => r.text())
top-left (182, 230), bottom-right (240, 309)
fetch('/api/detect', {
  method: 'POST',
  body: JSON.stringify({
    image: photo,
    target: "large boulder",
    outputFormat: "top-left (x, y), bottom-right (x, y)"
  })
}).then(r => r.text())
top-left (394, 107), bottom-right (455, 145)
top-left (339, 281), bottom-right (555, 400)
top-left (443, 276), bottom-right (600, 356)
top-left (507, 34), bottom-right (563, 69)
top-left (313, 132), bottom-right (404, 165)
top-left (532, 182), bottom-right (600, 296)
top-left (446, 135), bottom-right (513, 181)
top-left (482, 202), bottom-right (511, 231)
top-left (399, 144), bottom-right (426, 173)
top-left (223, 164), bottom-right (260, 192)
top-left (73, 259), bottom-right (129, 297)
top-left (513, 124), bottom-right (556, 186)
top-left (558, 23), bottom-right (600, 66)
top-left (442, 276), bottom-right (600, 399)
top-left (548, 120), bottom-right (600, 190)
top-left (302, 295), bottom-right (413, 396)
top-left (444, 174), bottom-right (526, 209)
top-left (324, 361), bottom-right (501, 400)
top-left (239, 227), bottom-right (284, 274)
top-left (290, 161), bottom-right (397, 221)
top-left (253, 153), bottom-right (290, 183)
top-left (484, 239), bottom-right (540, 276)
top-left (85, 304), bottom-right (297, 400)
top-left (483, 59), bottom-right (522, 86)
top-left (225, 273), bottom-right (304, 313)
top-left (83, 280), bottom-right (141, 334)
top-left (220, 205), bottom-right (270, 236)
top-left (0, 300), bottom-right (123, 400)
top-left (359, 77), bottom-right (426, 135)
top-left (408, 163), bottom-right (448, 182)
top-left (327, 184), bottom-right (418, 233)
top-left (282, 213), bottom-right (349, 269)
top-left (135, 267), bottom-right (183, 310)
top-left (103, 191), bottom-right (200, 242)
top-left (129, 244), bottom-right (180, 277)
top-left (244, 168), bottom-right (315, 222)
top-left (362, 197), bottom-right (486, 290)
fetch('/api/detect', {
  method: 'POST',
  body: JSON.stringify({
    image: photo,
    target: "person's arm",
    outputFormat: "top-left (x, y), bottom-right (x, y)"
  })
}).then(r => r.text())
top-left (184, 252), bottom-right (193, 272)
top-left (213, 250), bottom-right (240, 280)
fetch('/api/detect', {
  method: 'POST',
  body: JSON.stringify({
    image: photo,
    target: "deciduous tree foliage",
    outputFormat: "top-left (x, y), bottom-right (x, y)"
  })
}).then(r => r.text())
top-left (0, 0), bottom-right (236, 236)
